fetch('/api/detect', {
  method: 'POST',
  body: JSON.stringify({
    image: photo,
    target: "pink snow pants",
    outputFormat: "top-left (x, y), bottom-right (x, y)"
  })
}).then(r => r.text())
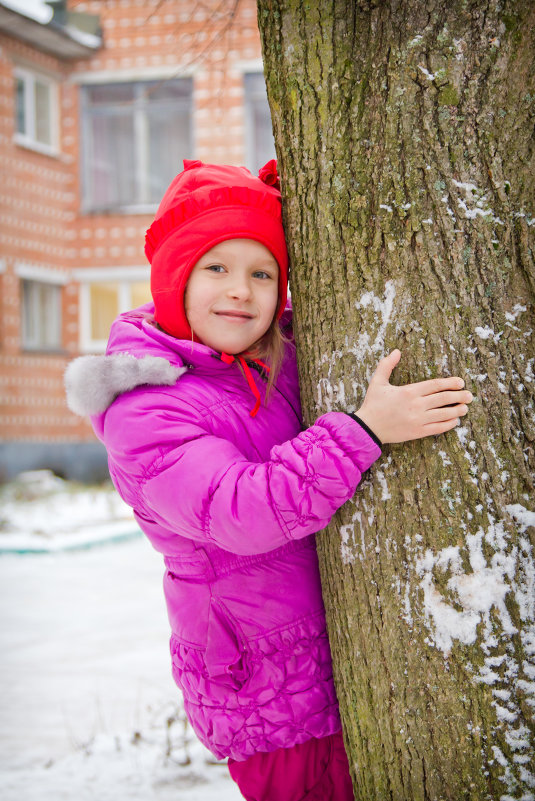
top-left (227, 731), bottom-right (354, 801)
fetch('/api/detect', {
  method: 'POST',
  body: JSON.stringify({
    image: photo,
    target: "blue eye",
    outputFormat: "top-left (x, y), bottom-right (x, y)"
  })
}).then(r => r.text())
top-left (206, 264), bottom-right (225, 273)
top-left (253, 270), bottom-right (272, 279)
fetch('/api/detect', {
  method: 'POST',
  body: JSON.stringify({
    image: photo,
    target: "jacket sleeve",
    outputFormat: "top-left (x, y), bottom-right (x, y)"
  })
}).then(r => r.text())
top-left (103, 392), bottom-right (381, 556)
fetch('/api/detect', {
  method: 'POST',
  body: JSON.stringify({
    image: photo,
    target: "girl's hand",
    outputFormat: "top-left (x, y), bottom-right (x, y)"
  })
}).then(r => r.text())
top-left (356, 349), bottom-right (473, 444)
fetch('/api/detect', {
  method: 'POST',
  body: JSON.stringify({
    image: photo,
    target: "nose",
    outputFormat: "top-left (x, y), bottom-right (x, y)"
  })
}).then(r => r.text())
top-left (226, 275), bottom-right (252, 301)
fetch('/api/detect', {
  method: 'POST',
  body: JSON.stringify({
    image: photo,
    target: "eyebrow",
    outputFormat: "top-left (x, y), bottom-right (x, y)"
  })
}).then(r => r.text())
top-left (200, 251), bottom-right (277, 269)
top-left (253, 261), bottom-right (278, 270)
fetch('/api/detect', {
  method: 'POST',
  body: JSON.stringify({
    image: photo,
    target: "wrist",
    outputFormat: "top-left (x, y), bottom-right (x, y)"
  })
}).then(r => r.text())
top-left (349, 412), bottom-right (383, 448)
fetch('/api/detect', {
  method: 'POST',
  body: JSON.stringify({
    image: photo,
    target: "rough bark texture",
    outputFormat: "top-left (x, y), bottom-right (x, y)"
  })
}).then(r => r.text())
top-left (258, 1), bottom-right (534, 799)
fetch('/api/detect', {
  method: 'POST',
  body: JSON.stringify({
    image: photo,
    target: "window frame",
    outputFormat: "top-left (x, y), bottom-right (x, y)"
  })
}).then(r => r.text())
top-left (15, 264), bottom-right (68, 353)
top-left (243, 70), bottom-right (276, 174)
top-left (75, 266), bottom-right (151, 353)
top-left (80, 77), bottom-right (193, 214)
top-left (13, 67), bottom-right (59, 156)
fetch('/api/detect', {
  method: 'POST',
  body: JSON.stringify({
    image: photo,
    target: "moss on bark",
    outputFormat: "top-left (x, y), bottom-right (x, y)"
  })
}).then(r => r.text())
top-left (258, 0), bottom-right (535, 798)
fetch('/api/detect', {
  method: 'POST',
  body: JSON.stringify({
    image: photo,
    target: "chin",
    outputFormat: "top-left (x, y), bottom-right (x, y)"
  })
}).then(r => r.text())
top-left (224, 343), bottom-right (251, 355)
top-left (206, 339), bottom-right (246, 354)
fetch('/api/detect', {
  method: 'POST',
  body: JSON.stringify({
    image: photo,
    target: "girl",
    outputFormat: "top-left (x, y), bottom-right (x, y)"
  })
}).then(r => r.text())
top-left (65, 160), bottom-right (472, 801)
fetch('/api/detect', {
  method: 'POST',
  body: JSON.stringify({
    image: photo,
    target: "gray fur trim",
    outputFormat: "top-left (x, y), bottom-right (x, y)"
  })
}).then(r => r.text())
top-left (65, 353), bottom-right (186, 416)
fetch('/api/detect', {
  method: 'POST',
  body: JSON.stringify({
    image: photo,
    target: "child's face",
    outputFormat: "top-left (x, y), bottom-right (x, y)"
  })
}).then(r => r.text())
top-left (185, 238), bottom-right (279, 354)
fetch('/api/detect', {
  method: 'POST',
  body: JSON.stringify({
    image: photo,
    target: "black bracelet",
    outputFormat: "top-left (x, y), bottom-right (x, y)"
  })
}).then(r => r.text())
top-left (348, 413), bottom-right (383, 449)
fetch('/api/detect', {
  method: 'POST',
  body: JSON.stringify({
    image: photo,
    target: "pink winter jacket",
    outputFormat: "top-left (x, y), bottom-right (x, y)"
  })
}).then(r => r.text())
top-left (66, 301), bottom-right (381, 761)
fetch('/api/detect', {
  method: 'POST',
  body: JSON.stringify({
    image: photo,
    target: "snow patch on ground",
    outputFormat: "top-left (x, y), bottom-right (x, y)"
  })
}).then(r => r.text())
top-left (0, 475), bottom-right (240, 801)
top-left (0, 471), bottom-right (137, 552)
top-left (1, 715), bottom-right (238, 801)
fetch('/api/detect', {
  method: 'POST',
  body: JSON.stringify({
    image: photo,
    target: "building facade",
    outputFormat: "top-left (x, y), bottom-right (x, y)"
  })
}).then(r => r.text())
top-left (0, 0), bottom-right (275, 481)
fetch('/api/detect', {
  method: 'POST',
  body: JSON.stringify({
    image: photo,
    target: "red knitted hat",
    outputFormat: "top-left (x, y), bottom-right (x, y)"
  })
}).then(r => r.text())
top-left (145, 159), bottom-right (288, 340)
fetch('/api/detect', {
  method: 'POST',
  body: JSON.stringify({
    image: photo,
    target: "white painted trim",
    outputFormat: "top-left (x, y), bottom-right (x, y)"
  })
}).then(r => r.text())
top-left (21, 277), bottom-right (62, 350)
top-left (13, 133), bottom-right (60, 158)
top-left (77, 272), bottom-right (152, 354)
top-left (15, 262), bottom-right (69, 285)
top-left (118, 282), bottom-right (132, 313)
top-left (233, 59), bottom-right (265, 73)
top-left (79, 76), bottom-right (192, 212)
top-left (72, 266), bottom-right (149, 282)
top-left (50, 78), bottom-right (59, 154)
top-left (3, 0), bottom-right (53, 26)
top-left (78, 281), bottom-right (93, 353)
top-left (11, 56), bottom-right (61, 82)
top-left (80, 202), bottom-right (159, 215)
top-left (83, 339), bottom-right (108, 353)
top-left (13, 67), bottom-right (59, 153)
top-left (79, 282), bottom-right (112, 354)
top-left (240, 70), bottom-right (274, 173)
top-left (135, 90), bottom-right (149, 203)
top-left (70, 65), bottom-right (197, 85)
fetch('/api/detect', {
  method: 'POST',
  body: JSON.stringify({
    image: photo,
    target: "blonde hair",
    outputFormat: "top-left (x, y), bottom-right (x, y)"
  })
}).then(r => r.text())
top-left (242, 311), bottom-right (293, 404)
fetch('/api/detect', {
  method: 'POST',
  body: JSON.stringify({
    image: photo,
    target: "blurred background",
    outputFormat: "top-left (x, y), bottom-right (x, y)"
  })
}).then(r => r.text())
top-left (0, 0), bottom-right (276, 481)
top-left (0, 1), bottom-right (276, 797)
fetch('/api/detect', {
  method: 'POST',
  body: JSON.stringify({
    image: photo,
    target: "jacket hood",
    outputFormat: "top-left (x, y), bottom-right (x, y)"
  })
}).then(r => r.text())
top-left (65, 301), bottom-right (292, 417)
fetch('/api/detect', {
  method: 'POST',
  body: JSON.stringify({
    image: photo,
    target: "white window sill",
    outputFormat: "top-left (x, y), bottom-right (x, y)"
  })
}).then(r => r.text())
top-left (81, 203), bottom-right (158, 216)
top-left (13, 134), bottom-right (60, 159)
top-left (22, 345), bottom-right (65, 355)
top-left (80, 340), bottom-right (107, 354)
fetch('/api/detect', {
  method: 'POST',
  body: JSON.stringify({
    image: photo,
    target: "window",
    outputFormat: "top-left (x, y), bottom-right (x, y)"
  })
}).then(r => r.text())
top-left (244, 73), bottom-right (276, 174)
top-left (21, 280), bottom-right (62, 351)
top-left (78, 270), bottom-right (152, 351)
top-left (89, 282), bottom-right (119, 342)
top-left (81, 79), bottom-right (193, 212)
top-left (14, 68), bottom-right (58, 154)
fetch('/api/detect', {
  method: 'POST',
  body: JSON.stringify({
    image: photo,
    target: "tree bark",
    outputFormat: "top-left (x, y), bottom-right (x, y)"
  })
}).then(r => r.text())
top-left (258, 1), bottom-right (534, 798)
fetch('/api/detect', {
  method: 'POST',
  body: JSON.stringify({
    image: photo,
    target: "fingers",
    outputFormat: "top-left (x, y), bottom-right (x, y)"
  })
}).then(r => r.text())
top-left (372, 349), bottom-right (401, 384)
top-left (362, 354), bottom-right (474, 444)
top-left (423, 389), bottom-right (473, 410)
top-left (425, 403), bottom-right (470, 423)
top-left (393, 415), bottom-right (461, 442)
top-left (420, 417), bottom-right (462, 438)
top-left (413, 376), bottom-right (465, 395)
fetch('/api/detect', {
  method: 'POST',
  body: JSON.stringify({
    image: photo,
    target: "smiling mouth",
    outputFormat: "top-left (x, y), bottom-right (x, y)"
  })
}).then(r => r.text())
top-left (215, 311), bottom-right (254, 320)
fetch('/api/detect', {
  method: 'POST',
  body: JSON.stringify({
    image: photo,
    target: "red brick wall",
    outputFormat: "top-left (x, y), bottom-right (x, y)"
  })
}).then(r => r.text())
top-left (0, 0), bottom-right (266, 450)
top-left (0, 32), bottom-right (85, 441)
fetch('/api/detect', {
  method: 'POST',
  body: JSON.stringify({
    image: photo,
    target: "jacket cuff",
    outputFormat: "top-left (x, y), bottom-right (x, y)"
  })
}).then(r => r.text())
top-left (347, 413), bottom-right (383, 449)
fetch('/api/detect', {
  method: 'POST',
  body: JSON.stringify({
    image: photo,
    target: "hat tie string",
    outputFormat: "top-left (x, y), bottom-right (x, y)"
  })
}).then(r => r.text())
top-left (220, 352), bottom-right (270, 417)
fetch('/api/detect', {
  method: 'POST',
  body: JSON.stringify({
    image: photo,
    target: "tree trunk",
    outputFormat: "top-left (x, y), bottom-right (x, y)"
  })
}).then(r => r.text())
top-left (258, 1), bottom-right (534, 798)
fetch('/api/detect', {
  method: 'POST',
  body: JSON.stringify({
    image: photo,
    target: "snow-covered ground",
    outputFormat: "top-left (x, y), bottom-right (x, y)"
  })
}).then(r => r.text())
top-left (0, 473), bottom-right (241, 801)
top-left (0, 470), bottom-right (138, 553)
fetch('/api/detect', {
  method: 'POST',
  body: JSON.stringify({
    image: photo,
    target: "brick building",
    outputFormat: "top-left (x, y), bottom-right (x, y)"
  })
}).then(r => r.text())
top-left (0, 0), bottom-right (275, 481)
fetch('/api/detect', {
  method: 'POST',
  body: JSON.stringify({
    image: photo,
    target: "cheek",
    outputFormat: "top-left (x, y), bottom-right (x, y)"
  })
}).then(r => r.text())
top-left (184, 297), bottom-right (204, 329)
top-left (184, 295), bottom-right (194, 322)
top-left (266, 287), bottom-right (279, 318)
top-left (184, 279), bottom-right (193, 309)
top-left (184, 281), bottom-right (206, 317)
